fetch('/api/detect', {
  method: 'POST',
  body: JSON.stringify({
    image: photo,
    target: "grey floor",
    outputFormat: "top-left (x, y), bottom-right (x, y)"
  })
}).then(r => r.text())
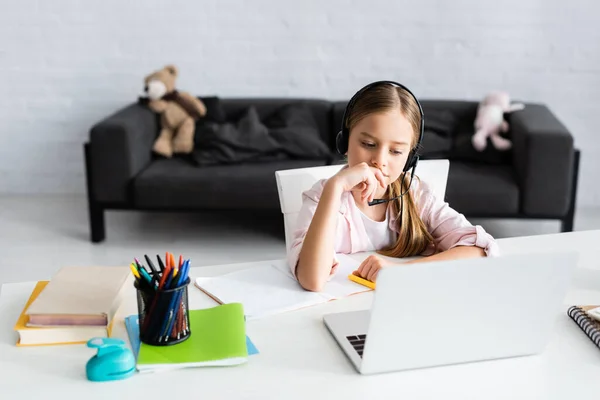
top-left (1, 195), bottom-right (599, 286)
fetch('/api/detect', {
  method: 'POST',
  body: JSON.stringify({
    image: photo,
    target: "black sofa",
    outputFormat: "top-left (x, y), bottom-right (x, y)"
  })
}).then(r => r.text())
top-left (84, 97), bottom-right (580, 243)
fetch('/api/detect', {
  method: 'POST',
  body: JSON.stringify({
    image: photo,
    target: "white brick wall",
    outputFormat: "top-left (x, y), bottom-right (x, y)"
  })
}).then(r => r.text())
top-left (1, 0), bottom-right (598, 206)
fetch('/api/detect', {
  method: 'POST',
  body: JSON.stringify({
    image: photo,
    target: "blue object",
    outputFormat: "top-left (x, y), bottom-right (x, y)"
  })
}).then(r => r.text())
top-left (86, 337), bottom-right (136, 382)
top-left (124, 316), bottom-right (141, 358)
top-left (245, 335), bottom-right (259, 355)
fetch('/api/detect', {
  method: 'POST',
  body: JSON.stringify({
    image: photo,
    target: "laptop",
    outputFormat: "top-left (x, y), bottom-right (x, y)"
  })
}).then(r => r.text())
top-left (323, 251), bottom-right (577, 375)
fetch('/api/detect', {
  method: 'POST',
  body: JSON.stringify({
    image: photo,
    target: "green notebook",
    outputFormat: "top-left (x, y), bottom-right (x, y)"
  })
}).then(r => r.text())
top-left (137, 303), bottom-right (248, 372)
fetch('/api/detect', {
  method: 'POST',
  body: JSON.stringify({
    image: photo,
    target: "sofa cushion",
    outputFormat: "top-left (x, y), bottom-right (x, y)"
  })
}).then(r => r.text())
top-left (193, 106), bottom-right (284, 166)
top-left (198, 96), bottom-right (227, 123)
top-left (444, 162), bottom-right (519, 215)
top-left (263, 103), bottom-right (332, 159)
top-left (419, 110), bottom-right (458, 159)
top-left (133, 158), bottom-right (330, 209)
top-left (193, 105), bottom-right (334, 166)
top-left (220, 99), bottom-right (334, 149)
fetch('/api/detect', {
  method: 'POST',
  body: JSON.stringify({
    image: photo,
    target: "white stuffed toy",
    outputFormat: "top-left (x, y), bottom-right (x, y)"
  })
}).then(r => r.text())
top-left (472, 91), bottom-right (525, 151)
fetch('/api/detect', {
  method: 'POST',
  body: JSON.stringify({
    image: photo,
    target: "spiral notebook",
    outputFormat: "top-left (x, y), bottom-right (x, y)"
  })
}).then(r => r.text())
top-left (566, 305), bottom-right (600, 350)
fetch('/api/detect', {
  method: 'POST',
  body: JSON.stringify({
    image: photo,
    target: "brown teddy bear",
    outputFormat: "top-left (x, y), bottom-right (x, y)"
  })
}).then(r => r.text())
top-left (143, 65), bottom-right (207, 157)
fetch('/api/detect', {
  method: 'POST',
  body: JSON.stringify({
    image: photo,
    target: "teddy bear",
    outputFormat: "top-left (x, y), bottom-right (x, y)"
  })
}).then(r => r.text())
top-left (143, 65), bottom-right (207, 157)
top-left (472, 91), bottom-right (525, 152)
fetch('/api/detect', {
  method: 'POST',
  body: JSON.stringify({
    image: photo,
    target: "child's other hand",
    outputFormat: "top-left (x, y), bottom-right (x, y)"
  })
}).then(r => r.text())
top-left (353, 255), bottom-right (392, 282)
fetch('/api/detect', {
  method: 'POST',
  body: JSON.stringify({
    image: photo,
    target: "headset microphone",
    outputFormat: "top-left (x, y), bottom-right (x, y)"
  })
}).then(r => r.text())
top-left (368, 196), bottom-right (401, 206)
top-left (367, 163), bottom-right (417, 206)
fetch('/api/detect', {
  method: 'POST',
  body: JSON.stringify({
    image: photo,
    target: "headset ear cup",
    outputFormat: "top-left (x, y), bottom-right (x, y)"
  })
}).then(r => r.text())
top-left (336, 130), bottom-right (347, 155)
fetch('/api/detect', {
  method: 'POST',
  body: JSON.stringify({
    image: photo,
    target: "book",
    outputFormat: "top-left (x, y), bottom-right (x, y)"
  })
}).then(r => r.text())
top-left (194, 254), bottom-right (371, 320)
top-left (136, 303), bottom-right (248, 372)
top-left (124, 314), bottom-right (259, 362)
top-left (25, 266), bottom-right (131, 327)
top-left (567, 305), bottom-right (600, 349)
top-left (13, 281), bottom-right (109, 346)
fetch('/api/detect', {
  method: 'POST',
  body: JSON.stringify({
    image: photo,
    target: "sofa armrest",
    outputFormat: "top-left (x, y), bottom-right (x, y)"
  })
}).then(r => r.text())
top-left (511, 103), bottom-right (574, 216)
top-left (88, 102), bottom-right (158, 203)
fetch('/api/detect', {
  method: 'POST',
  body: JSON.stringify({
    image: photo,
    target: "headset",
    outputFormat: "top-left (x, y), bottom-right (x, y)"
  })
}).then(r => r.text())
top-left (335, 80), bottom-right (424, 206)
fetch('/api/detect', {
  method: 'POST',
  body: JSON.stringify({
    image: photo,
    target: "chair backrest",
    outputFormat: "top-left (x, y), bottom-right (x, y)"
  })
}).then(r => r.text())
top-left (275, 159), bottom-right (450, 252)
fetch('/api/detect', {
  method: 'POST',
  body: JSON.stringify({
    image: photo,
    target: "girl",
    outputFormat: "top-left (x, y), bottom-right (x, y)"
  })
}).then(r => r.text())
top-left (288, 81), bottom-right (499, 292)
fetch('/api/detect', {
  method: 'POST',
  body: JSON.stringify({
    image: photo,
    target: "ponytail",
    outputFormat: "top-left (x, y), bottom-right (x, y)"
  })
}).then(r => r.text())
top-left (378, 174), bottom-right (433, 258)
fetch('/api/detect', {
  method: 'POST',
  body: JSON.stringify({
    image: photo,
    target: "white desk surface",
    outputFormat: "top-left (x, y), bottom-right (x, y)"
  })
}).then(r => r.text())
top-left (1, 230), bottom-right (600, 399)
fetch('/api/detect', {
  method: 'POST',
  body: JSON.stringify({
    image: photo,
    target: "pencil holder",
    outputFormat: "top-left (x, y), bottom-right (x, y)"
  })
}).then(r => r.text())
top-left (135, 278), bottom-right (191, 346)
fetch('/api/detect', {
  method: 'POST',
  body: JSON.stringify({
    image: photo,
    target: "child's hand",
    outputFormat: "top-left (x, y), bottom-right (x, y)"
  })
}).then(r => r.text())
top-left (353, 255), bottom-right (393, 282)
top-left (331, 162), bottom-right (386, 203)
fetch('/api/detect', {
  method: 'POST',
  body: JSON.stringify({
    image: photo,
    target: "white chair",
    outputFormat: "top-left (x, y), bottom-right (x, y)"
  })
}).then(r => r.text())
top-left (275, 160), bottom-right (450, 252)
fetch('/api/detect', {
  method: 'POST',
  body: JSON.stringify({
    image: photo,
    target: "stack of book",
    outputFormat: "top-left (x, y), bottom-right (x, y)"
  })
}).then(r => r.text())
top-left (13, 266), bottom-right (131, 346)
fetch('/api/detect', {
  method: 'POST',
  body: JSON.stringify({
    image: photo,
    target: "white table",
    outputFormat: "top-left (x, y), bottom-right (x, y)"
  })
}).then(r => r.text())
top-left (1, 230), bottom-right (600, 399)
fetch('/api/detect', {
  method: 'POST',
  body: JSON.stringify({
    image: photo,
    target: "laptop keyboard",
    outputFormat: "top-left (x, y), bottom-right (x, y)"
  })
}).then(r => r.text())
top-left (346, 334), bottom-right (367, 358)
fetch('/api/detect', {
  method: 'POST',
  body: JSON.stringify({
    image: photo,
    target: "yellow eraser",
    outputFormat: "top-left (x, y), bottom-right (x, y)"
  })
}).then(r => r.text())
top-left (348, 274), bottom-right (376, 290)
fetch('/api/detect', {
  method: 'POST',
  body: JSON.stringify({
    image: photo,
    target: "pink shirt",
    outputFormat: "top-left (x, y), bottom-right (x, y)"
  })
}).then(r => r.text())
top-left (287, 177), bottom-right (500, 277)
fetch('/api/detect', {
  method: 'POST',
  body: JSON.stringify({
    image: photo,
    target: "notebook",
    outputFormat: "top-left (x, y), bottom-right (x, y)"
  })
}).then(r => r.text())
top-left (124, 314), bottom-right (259, 362)
top-left (26, 266), bottom-right (131, 327)
top-left (567, 305), bottom-right (600, 350)
top-left (194, 254), bottom-right (371, 320)
top-left (136, 303), bottom-right (248, 372)
top-left (13, 281), bottom-right (109, 346)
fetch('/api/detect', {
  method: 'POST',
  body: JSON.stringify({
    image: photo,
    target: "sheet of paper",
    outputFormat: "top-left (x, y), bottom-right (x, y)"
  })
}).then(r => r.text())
top-left (270, 253), bottom-right (371, 299)
top-left (323, 253), bottom-right (372, 298)
top-left (195, 265), bottom-right (328, 320)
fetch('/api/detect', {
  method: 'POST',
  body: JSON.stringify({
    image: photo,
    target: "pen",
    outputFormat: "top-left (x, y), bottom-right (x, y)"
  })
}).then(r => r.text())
top-left (144, 254), bottom-right (159, 277)
top-left (180, 261), bottom-right (191, 336)
top-left (160, 261), bottom-right (188, 341)
top-left (163, 266), bottom-right (176, 290)
top-left (138, 267), bottom-right (154, 288)
top-left (141, 260), bottom-right (173, 333)
top-left (134, 257), bottom-right (144, 270)
top-left (132, 263), bottom-right (155, 295)
top-left (158, 272), bottom-right (181, 342)
top-left (156, 254), bottom-right (165, 273)
top-left (129, 263), bottom-right (141, 279)
top-left (164, 261), bottom-right (190, 340)
top-left (174, 262), bottom-right (190, 338)
top-left (157, 262), bottom-right (173, 290)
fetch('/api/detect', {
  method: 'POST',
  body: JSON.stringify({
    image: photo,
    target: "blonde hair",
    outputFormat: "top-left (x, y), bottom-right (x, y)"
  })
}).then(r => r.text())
top-left (346, 83), bottom-right (433, 257)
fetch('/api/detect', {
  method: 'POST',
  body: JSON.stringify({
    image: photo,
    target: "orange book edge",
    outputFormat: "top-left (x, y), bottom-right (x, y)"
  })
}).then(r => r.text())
top-left (194, 281), bottom-right (224, 305)
top-left (348, 274), bottom-right (376, 290)
top-left (13, 281), bottom-right (111, 347)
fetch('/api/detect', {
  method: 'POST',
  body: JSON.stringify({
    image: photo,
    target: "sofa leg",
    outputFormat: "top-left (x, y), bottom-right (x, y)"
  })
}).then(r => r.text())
top-left (561, 216), bottom-right (573, 233)
top-left (84, 142), bottom-right (106, 243)
top-left (89, 205), bottom-right (106, 243)
top-left (561, 149), bottom-right (580, 233)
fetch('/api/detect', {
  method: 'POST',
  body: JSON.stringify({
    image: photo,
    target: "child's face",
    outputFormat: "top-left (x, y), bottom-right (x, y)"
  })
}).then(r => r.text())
top-left (347, 109), bottom-right (414, 187)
